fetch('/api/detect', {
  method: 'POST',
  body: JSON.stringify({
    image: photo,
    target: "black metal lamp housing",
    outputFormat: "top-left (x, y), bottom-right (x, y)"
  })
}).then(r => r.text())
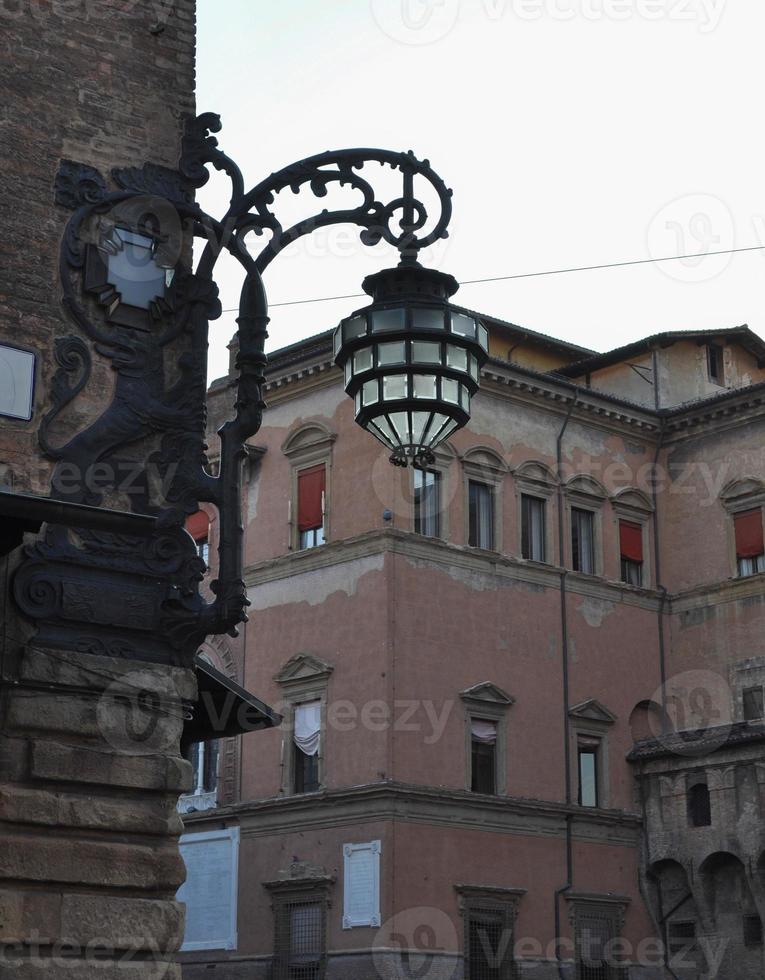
top-left (334, 262), bottom-right (489, 467)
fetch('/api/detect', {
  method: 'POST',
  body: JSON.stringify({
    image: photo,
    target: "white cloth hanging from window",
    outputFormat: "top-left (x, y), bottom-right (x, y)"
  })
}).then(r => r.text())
top-left (470, 719), bottom-right (497, 743)
top-left (294, 701), bottom-right (321, 756)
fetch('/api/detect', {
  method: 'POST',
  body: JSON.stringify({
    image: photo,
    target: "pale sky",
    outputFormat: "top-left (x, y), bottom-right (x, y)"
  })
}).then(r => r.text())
top-left (197, 0), bottom-right (765, 383)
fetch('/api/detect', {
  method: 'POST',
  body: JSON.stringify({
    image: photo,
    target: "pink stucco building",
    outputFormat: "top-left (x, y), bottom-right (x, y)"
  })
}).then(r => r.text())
top-left (178, 311), bottom-right (765, 980)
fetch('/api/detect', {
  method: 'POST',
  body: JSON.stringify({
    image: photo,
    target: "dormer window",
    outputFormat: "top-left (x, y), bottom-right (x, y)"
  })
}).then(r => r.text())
top-left (707, 343), bottom-right (724, 385)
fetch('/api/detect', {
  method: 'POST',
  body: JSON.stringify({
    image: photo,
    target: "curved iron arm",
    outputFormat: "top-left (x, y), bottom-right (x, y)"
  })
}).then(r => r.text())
top-left (35, 116), bottom-right (453, 657)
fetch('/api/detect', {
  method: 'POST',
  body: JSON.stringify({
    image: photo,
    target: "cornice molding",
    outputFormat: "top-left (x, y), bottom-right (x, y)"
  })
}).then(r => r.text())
top-left (184, 780), bottom-right (642, 846)
top-left (243, 528), bottom-right (665, 612)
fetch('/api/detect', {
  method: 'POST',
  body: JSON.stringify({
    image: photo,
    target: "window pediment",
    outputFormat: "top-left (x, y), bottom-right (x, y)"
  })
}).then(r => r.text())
top-left (274, 653), bottom-right (334, 688)
top-left (612, 487), bottom-right (653, 514)
top-left (721, 478), bottom-right (765, 509)
top-left (565, 474), bottom-right (608, 501)
top-left (460, 682), bottom-right (515, 708)
top-left (281, 422), bottom-right (336, 459)
top-left (569, 698), bottom-right (617, 725)
top-left (461, 445), bottom-right (508, 478)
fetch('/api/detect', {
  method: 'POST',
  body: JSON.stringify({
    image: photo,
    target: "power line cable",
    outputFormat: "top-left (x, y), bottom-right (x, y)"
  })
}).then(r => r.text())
top-left (218, 243), bottom-right (765, 314)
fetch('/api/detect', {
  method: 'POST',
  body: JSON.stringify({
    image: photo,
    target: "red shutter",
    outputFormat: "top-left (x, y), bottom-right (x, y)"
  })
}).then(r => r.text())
top-left (735, 509), bottom-right (764, 559)
top-left (186, 510), bottom-right (210, 542)
top-left (297, 465), bottom-right (325, 532)
top-left (619, 520), bottom-right (643, 562)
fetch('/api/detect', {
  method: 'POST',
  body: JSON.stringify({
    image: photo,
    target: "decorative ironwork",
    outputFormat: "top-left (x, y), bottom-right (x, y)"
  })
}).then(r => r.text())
top-left (15, 115), bottom-right (455, 665)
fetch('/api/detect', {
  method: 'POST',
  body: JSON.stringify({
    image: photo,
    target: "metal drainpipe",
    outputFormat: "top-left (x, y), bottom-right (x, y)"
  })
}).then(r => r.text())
top-left (554, 387), bottom-right (578, 979)
top-left (650, 416), bottom-right (669, 728)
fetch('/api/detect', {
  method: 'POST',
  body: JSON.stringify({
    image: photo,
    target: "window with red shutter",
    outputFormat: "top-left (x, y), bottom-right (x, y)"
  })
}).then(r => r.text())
top-left (185, 511), bottom-right (210, 566)
top-left (297, 465), bottom-right (326, 550)
top-left (735, 509), bottom-right (765, 577)
top-left (619, 520), bottom-right (644, 587)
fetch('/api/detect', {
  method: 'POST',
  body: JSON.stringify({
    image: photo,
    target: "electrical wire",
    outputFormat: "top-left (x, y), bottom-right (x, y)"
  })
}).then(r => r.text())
top-left (219, 243), bottom-right (765, 314)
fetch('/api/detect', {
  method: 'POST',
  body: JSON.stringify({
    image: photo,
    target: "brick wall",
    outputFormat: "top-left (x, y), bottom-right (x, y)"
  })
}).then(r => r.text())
top-left (0, 0), bottom-right (196, 493)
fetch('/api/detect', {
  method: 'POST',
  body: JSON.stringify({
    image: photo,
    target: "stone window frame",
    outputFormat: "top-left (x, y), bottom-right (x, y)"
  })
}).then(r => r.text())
top-left (461, 446), bottom-right (508, 553)
top-left (564, 475), bottom-right (608, 577)
top-left (720, 478), bottom-right (765, 580)
top-left (274, 654), bottom-right (334, 796)
top-left (612, 488), bottom-right (654, 588)
top-left (569, 699), bottom-right (617, 810)
top-left (282, 422), bottom-right (336, 552)
top-left (566, 892), bottom-right (630, 979)
top-left (460, 683), bottom-right (515, 796)
top-left (731, 656), bottom-right (765, 722)
top-left (409, 441), bottom-right (456, 540)
top-left (455, 884), bottom-right (526, 980)
top-left (264, 864), bottom-right (335, 980)
top-left (512, 461), bottom-right (557, 565)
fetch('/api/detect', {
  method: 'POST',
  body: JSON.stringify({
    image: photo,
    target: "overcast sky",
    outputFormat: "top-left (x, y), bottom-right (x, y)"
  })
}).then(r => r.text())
top-left (197, 0), bottom-right (765, 382)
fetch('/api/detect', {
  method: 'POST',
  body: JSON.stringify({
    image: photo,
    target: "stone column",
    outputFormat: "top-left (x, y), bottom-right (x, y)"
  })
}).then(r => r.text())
top-left (0, 644), bottom-right (195, 979)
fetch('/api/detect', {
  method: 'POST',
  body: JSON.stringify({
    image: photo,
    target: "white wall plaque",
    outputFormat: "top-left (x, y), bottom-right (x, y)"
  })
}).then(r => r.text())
top-left (0, 345), bottom-right (35, 421)
top-left (342, 840), bottom-right (381, 929)
top-left (177, 826), bottom-right (239, 951)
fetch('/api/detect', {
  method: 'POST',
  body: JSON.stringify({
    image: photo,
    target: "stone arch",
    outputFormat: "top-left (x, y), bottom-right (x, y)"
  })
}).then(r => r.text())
top-left (513, 459), bottom-right (557, 487)
top-left (565, 473), bottom-right (609, 500)
top-left (612, 486), bottom-right (654, 513)
top-left (461, 445), bottom-right (508, 473)
top-left (699, 851), bottom-right (756, 924)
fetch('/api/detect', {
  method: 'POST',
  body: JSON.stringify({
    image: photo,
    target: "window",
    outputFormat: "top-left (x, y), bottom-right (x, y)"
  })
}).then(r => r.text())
top-left (707, 343), bottom-right (724, 385)
top-left (179, 739), bottom-right (219, 813)
top-left (470, 719), bottom-right (497, 795)
top-left (469, 480), bottom-right (494, 550)
top-left (744, 914), bottom-right (763, 948)
top-left (571, 507), bottom-right (595, 574)
top-left (414, 468), bottom-right (440, 537)
top-left (0, 344), bottom-right (35, 420)
top-left (687, 780), bottom-right (711, 827)
top-left (521, 494), bottom-right (546, 562)
top-left (293, 701), bottom-right (321, 794)
top-left (578, 738), bottom-right (600, 808)
top-left (297, 464), bottom-right (326, 550)
top-left (342, 841), bottom-right (381, 928)
top-left (569, 900), bottom-right (628, 980)
top-left (196, 537), bottom-right (209, 565)
top-left (734, 509), bottom-right (765, 577)
top-left (275, 899), bottom-right (326, 980)
top-left (743, 686), bottom-right (765, 721)
top-left (186, 510), bottom-right (211, 568)
top-left (619, 520), bottom-right (643, 586)
top-left (667, 920), bottom-right (696, 961)
top-left (456, 888), bottom-right (523, 980)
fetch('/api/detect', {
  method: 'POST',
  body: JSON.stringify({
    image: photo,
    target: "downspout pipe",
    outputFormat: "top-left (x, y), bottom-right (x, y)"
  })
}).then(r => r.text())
top-left (650, 416), bottom-right (669, 728)
top-left (554, 386), bottom-right (578, 980)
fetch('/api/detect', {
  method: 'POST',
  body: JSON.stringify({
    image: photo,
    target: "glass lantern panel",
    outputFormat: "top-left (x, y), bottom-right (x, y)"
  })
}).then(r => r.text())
top-left (412, 341), bottom-right (441, 364)
top-left (374, 415), bottom-right (398, 446)
top-left (411, 411), bottom-right (432, 445)
top-left (355, 392), bottom-right (361, 414)
top-left (450, 312), bottom-right (477, 339)
top-left (412, 307), bottom-right (446, 331)
top-left (468, 355), bottom-right (479, 381)
top-left (478, 322), bottom-right (489, 351)
top-left (362, 379), bottom-right (379, 406)
top-left (377, 341), bottom-right (406, 366)
top-left (372, 308), bottom-right (405, 332)
top-left (383, 374), bottom-right (407, 401)
top-left (368, 420), bottom-right (394, 449)
top-left (445, 345), bottom-right (468, 372)
top-left (442, 378), bottom-right (460, 404)
top-left (459, 384), bottom-right (469, 409)
top-left (438, 418), bottom-right (459, 442)
top-left (354, 347), bottom-right (373, 373)
top-left (344, 360), bottom-right (353, 386)
top-left (425, 415), bottom-right (450, 448)
top-left (388, 412), bottom-right (408, 442)
top-left (333, 327), bottom-right (342, 356)
top-left (412, 375), bottom-right (437, 399)
top-left (344, 315), bottom-right (366, 341)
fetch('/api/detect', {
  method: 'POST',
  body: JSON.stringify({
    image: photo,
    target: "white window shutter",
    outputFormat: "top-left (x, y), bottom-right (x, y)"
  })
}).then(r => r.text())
top-left (342, 840), bottom-right (381, 928)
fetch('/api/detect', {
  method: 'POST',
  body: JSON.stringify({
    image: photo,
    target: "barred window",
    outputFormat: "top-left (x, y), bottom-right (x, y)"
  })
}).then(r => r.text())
top-left (573, 907), bottom-right (626, 980)
top-left (744, 914), bottom-right (763, 948)
top-left (274, 898), bottom-right (326, 980)
top-left (466, 905), bottom-right (515, 980)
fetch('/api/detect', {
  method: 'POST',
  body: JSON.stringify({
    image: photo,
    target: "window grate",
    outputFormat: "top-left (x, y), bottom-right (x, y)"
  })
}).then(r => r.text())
top-left (466, 906), bottom-right (515, 980)
top-left (744, 914), bottom-right (763, 947)
top-left (576, 914), bottom-right (624, 980)
top-left (274, 899), bottom-right (325, 980)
